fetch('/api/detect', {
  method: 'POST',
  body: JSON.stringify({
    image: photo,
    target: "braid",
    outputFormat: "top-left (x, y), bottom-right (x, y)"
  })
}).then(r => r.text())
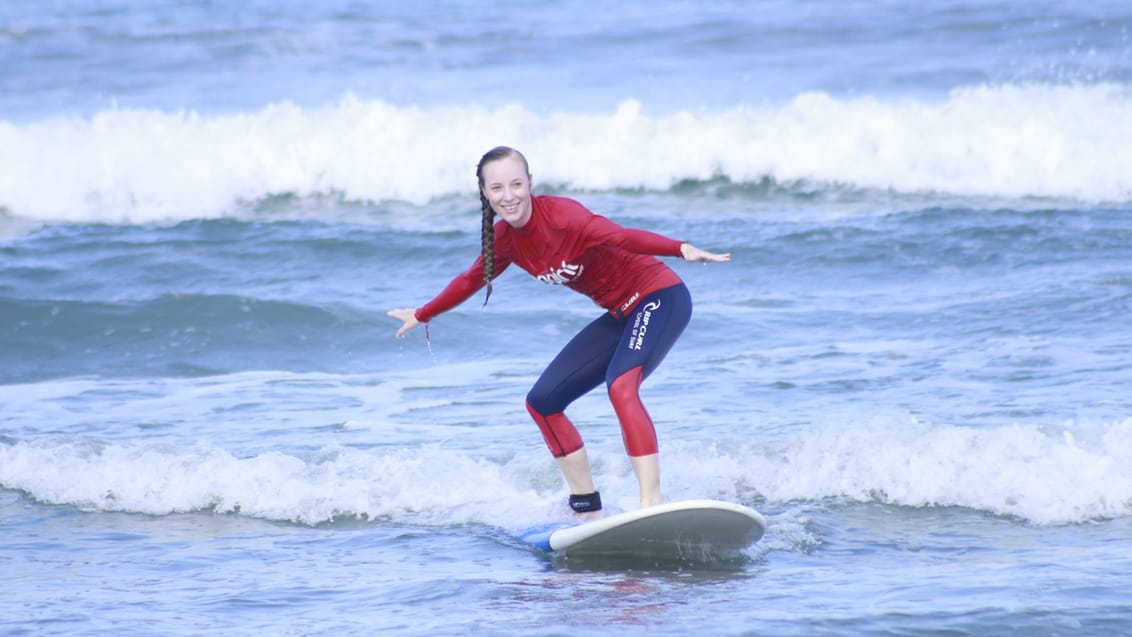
top-left (480, 191), bottom-right (496, 306)
top-left (475, 145), bottom-right (529, 307)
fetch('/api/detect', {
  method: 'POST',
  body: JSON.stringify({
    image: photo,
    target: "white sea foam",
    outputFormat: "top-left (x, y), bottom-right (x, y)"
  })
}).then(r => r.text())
top-left (2, 84), bottom-right (1130, 223)
top-left (0, 437), bottom-right (556, 526)
top-left (693, 415), bottom-right (1132, 526)
top-left (3, 415), bottom-right (1130, 527)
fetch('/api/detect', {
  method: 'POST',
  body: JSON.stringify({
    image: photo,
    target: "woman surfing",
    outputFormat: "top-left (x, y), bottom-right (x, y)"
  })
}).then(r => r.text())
top-left (388, 146), bottom-right (729, 517)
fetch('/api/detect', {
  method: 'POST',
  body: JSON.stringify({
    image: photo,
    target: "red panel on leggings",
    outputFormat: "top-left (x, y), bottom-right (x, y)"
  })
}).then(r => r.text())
top-left (607, 366), bottom-right (657, 457)
top-left (526, 402), bottom-right (584, 458)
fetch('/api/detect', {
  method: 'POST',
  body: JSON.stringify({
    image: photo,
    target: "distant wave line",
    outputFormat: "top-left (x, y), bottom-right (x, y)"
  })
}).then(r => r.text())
top-left (2, 84), bottom-right (1131, 223)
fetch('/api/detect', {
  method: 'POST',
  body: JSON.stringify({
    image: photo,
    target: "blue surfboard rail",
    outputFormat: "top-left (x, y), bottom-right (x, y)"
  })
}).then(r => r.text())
top-left (516, 522), bottom-right (574, 553)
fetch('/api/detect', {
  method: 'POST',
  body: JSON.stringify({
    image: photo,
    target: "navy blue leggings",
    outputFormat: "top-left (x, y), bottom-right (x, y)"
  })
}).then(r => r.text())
top-left (525, 283), bottom-right (692, 457)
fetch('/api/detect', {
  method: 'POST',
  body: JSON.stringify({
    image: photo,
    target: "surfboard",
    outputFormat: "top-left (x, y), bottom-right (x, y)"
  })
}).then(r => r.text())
top-left (517, 499), bottom-right (766, 563)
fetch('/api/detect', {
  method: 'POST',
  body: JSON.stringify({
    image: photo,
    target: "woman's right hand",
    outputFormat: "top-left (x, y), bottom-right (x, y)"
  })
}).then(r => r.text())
top-left (387, 308), bottom-right (422, 339)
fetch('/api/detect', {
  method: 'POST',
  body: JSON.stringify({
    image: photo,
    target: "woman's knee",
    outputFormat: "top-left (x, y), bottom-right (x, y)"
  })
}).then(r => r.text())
top-left (526, 385), bottom-right (555, 416)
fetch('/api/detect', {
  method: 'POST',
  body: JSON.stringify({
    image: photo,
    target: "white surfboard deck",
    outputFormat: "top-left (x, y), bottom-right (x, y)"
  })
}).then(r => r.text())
top-left (518, 499), bottom-right (765, 562)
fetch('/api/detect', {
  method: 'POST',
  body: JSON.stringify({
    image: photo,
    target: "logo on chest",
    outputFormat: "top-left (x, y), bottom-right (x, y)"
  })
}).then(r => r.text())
top-left (534, 260), bottom-right (585, 285)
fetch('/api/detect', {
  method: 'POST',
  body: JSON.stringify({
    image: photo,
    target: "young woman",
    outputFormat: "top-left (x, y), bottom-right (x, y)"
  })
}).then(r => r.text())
top-left (388, 146), bottom-right (729, 517)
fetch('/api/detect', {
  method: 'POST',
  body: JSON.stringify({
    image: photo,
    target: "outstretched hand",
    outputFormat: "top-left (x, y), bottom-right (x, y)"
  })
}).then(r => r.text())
top-left (680, 243), bottom-right (731, 263)
top-left (387, 308), bottom-right (422, 338)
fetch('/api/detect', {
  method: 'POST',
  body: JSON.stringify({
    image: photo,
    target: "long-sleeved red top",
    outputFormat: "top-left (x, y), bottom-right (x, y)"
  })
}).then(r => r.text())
top-left (415, 195), bottom-right (684, 322)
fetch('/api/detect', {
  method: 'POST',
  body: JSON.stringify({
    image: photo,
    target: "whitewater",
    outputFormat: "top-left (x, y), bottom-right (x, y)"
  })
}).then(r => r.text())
top-left (4, 84), bottom-right (1132, 224)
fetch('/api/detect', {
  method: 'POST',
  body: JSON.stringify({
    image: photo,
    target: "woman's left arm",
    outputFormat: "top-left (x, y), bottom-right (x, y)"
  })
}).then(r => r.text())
top-left (582, 213), bottom-right (730, 263)
top-left (679, 243), bottom-right (730, 263)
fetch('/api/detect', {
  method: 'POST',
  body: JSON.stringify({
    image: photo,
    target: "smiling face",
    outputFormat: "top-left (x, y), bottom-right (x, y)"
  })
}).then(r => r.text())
top-left (479, 153), bottom-right (533, 228)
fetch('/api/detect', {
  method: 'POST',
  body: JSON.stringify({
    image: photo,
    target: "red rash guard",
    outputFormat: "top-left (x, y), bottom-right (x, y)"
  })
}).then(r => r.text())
top-left (415, 195), bottom-right (684, 322)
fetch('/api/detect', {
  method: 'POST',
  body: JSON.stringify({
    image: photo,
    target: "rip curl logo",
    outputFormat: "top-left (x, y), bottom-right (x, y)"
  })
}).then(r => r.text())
top-left (535, 260), bottom-right (584, 285)
top-left (619, 292), bottom-right (640, 313)
top-left (629, 300), bottom-right (661, 351)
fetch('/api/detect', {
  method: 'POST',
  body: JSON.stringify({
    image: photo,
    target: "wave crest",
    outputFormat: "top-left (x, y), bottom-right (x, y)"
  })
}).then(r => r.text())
top-left (4, 415), bottom-right (1131, 526)
top-left (2, 85), bottom-right (1131, 223)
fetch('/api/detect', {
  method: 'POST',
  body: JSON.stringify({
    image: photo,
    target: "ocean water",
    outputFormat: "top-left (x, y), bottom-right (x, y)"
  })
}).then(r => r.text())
top-left (3, 1), bottom-right (1132, 635)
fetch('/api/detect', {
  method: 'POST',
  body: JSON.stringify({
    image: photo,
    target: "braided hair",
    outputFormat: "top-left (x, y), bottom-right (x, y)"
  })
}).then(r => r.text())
top-left (475, 146), bottom-right (529, 306)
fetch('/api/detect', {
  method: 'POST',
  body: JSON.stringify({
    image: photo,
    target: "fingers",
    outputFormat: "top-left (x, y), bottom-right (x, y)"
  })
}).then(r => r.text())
top-left (694, 251), bottom-right (731, 263)
top-left (387, 308), bottom-right (420, 339)
top-left (680, 243), bottom-right (731, 263)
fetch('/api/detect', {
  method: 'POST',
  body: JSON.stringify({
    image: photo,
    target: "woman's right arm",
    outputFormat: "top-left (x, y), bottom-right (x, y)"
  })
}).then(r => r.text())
top-left (386, 266), bottom-right (482, 338)
top-left (387, 251), bottom-right (511, 338)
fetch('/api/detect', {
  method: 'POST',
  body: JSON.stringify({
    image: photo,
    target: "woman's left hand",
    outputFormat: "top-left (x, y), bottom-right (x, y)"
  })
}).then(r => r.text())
top-left (680, 243), bottom-right (731, 263)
